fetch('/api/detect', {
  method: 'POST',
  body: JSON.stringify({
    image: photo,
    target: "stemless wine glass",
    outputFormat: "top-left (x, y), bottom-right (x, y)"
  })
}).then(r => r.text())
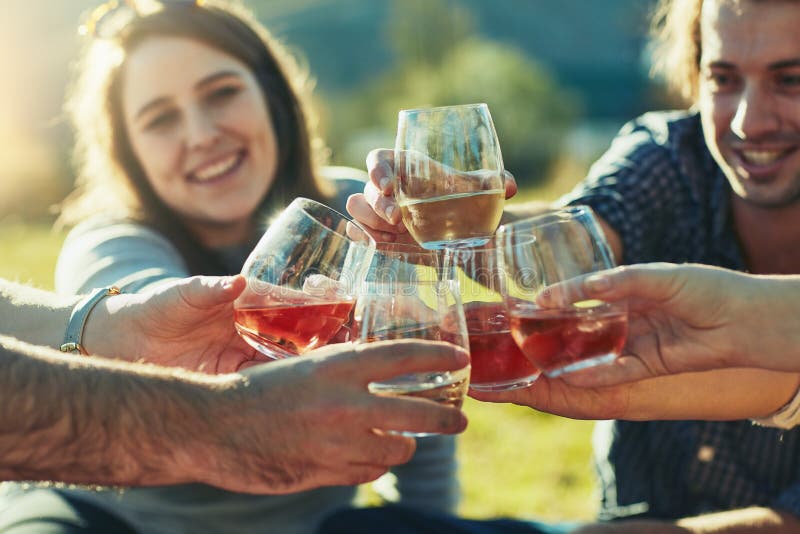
top-left (444, 244), bottom-right (540, 391)
top-left (233, 197), bottom-right (375, 360)
top-left (497, 206), bottom-right (628, 378)
top-left (394, 103), bottom-right (506, 249)
top-left (355, 265), bottom-right (470, 436)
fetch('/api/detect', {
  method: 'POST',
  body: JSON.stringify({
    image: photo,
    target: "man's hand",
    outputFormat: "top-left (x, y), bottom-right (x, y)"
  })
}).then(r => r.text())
top-left (347, 148), bottom-right (517, 243)
top-left (84, 275), bottom-right (267, 373)
top-left (193, 340), bottom-right (469, 494)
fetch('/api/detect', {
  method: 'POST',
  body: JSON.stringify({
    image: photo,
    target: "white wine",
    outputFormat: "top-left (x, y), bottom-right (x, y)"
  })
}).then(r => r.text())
top-left (399, 189), bottom-right (505, 249)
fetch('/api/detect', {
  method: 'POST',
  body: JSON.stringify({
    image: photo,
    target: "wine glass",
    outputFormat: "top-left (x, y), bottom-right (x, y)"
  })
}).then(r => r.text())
top-left (444, 244), bottom-right (540, 391)
top-left (233, 197), bottom-right (375, 360)
top-left (496, 206), bottom-right (628, 377)
top-left (394, 103), bottom-right (506, 249)
top-left (354, 269), bottom-right (470, 436)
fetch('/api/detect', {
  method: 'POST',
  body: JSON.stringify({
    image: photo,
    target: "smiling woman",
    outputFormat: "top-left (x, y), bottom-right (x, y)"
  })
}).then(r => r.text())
top-left (120, 36), bottom-right (280, 247)
top-left (58, 0), bottom-right (339, 279)
top-left (8, 0), bottom-right (460, 533)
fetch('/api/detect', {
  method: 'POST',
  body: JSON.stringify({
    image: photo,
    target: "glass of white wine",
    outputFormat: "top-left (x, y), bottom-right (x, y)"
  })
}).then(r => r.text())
top-left (394, 103), bottom-right (506, 249)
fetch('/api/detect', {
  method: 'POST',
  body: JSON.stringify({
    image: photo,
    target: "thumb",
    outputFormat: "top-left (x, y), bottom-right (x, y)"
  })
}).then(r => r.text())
top-left (581, 264), bottom-right (681, 303)
top-left (503, 171), bottom-right (517, 199)
top-left (178, 275), bottom-right (246, 308)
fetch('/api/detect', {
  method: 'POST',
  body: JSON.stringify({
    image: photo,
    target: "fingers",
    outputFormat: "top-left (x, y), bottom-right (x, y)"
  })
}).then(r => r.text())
top-left (347, 339), bottom-right (470, 384)
top-left (366, 149), bottom-right (395, 192)
top-left (365, 183), bottom-right (403, 226)
top-left (364, 395), bottom-right (468, 435)
top-left (559, 355), bottom-right (653, 387)
top-left (345, 430), bottom-right (418, 467)
top-left (347, 191), bottom-right (403, 232)
top-left (469, 385), bottom-right (533, 405)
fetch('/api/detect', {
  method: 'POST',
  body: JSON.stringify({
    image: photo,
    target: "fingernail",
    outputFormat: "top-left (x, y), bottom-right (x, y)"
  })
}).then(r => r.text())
top-left (385, 205), bottom-right (395, 221)
top-left (222, 276), bottom-right (237, 290)
top-left (584, 274), bottom-right (611, 293)
top-left (379, 177), bottom-right (390, 191)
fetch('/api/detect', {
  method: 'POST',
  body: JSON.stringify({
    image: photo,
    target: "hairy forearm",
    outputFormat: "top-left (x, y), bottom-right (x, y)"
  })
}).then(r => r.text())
top-left (624, 368), bottom-right (800, 421)
top-left (0, 335), bottom-right (239, 487)
top-left (0, 279), bottom-right (80, 349)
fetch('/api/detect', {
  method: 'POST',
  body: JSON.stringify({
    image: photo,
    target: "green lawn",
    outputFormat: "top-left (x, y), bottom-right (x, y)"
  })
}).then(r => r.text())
top-left (0, 219), bottom-right (598, 522)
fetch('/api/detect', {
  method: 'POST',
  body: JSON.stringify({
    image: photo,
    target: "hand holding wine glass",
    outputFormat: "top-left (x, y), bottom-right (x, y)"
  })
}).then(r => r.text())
top-left (533, 262), bottom-right (800, 387)
top-left (234, 198), bottom-right (375, 360)
top-left (393, 103), bottom-right (506, 249)
top-left (497, 206), bottom-right (628, 377)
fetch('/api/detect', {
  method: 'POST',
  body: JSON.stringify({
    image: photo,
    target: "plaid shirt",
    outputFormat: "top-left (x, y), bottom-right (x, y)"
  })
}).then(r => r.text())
top-left (560, 110), bottom-right (800, 521)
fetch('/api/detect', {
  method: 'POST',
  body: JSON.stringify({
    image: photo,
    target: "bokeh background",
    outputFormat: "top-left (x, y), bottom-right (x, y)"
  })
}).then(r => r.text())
top-left (0, 0), bottom-right (669, 522)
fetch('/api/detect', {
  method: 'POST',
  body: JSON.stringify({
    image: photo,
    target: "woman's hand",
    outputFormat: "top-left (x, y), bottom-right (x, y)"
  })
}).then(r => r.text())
top-left (84, 275), bottom-right (268, 373)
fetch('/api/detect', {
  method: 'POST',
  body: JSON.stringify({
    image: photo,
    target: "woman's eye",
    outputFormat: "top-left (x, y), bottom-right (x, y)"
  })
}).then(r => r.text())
top-left (207, 85), bottom-right (241, 104)
top-left (144, 110), bottom-right (178, 131)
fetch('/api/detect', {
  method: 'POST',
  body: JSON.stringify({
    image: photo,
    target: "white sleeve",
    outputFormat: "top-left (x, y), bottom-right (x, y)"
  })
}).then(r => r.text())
top-left (55, 219), bottom-right (189, 295)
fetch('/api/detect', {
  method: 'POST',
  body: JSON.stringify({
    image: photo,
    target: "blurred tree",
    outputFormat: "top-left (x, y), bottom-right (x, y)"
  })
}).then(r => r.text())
top-left (388, 0), bottom-right (475, 68)
top-left (323, 1), bottom-right (581, 187)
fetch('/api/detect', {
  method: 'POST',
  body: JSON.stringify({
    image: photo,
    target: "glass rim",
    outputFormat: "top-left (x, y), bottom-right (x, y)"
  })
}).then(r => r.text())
top-left (497, 205), bottom-right (594, 238)
top-left (374, 241), bottom-right (440, 255)
top-left (289, 197), bottom-right (375, 247)
top-left (398, 102), bottom-right (489, 116)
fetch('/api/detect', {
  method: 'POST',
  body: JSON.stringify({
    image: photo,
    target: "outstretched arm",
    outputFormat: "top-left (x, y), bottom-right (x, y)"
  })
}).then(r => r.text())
top-left (0, 336), bottom-right (468, 493)
top-left (0, 275), bottom-right (267, 373)
top-left (540, 263), bottom-right (800, 387)
top-left (471, 367), bottom-right (800, 423)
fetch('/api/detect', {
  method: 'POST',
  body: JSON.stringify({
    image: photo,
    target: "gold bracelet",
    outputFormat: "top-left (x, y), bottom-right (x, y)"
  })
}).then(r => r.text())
top-left (60, 286), bottom-right (122, 355)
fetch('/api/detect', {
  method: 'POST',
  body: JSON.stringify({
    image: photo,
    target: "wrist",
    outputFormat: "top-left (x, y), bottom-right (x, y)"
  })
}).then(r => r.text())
top-left (60, 287), bottom-right (121, 356)
top-left (175, 374), bottom-right (246, 486)
top-left (740, 276), bottom-right (800, 370)
top-left (81, 289), bottom-right (138, 359)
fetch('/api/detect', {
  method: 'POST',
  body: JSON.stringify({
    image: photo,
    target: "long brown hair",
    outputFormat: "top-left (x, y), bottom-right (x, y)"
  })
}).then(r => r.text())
top-left (61, 0), bottom-right (332, 274)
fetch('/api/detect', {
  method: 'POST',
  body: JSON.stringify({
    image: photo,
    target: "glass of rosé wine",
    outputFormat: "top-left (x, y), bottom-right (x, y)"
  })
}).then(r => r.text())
top-left (496, 206), bottom-right (628, 378)
top-left (233, 197), bottom-right (375, 360)
top-left (394, 103), bottom-right (506, 250)
top-left (444, 244), bottom-right (540, 391)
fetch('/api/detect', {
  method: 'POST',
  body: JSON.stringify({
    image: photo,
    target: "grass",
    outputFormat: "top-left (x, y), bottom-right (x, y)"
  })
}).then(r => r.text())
top-left (0, 221), bottom-right (66, 288)
top-left (0, 193), bottom-right (598, 522)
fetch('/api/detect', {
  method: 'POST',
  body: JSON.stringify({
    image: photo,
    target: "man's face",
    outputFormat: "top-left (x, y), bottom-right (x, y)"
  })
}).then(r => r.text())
top-left (697, 0), bottom-right (800, 208)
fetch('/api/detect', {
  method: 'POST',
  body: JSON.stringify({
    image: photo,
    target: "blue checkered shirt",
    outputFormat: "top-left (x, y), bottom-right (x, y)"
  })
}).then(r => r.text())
top-left (560, 110), bottom-right (800, 521)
